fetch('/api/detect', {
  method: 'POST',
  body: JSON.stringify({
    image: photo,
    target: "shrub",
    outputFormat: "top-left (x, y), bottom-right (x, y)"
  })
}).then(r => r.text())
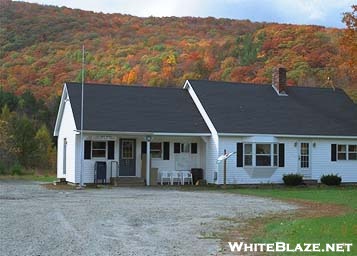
top-left (320, 174), bottom-right (342, 186)
top-left (283, 173), bottom-right (303, 186)
top-left (11, 163), bottom-right (23, 176)
top-left (0, 161), bottom-right (5, 175)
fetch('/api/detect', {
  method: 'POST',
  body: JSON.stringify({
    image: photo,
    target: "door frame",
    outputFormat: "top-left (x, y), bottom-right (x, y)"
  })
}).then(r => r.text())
top-left (119, 139), bottom-right (136, 176)
top-left (298, 141), bottom-right (312, 178)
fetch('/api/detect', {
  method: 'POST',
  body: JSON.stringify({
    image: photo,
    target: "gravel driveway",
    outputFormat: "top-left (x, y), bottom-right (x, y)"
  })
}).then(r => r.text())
top-left (0, 180), bottom-right (297, 256)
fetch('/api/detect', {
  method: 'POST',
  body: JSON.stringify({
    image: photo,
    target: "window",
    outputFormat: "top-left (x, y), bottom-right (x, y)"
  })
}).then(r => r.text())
top-left (243, 143), bottom-right (279, 167)
top-left (244, 144), bottom-right (252, 166)
top-left (122, 140), bottom-right (134, 159)
top-left (181, 143), bottom-right (190, 153)
top-left (273, 144), bottom-right (278, 166)
top-left (349, 145), bottom-right (357, 160)
top-left (337, 145), bottom-right (347, 160)
top-left (336, 144), bottom-right (357, 161)
top-left (256, 144), bottom-right (271, 166)
top-left (92, 141), bottom-right (106, 158)
top-left (150, 142), bottom-right (162, 158)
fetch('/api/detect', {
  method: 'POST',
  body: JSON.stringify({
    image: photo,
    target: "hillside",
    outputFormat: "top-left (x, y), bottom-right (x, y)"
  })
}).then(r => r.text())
top-left (0, 0), bottom-right (356, 101)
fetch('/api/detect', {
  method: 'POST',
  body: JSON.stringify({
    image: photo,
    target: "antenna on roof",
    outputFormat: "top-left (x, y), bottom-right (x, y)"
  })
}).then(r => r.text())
top-left (79, 45), bottom-right (85, 188)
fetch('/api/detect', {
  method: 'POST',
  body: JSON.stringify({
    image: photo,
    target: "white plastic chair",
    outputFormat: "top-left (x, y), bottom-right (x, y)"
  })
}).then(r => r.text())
top-left (160, 171), bottom-right (171, 185)
top-left (170, 171), bottom-right (181, 185)
top-left (181, 171), bottom-right (193, 185)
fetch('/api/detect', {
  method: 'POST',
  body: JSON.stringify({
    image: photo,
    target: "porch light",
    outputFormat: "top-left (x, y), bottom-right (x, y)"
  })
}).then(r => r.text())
top-left (146, 135), bottom-right (152, 142)
top-left (294, 142), bottom-right (298, 147)
top-left (313, 142), bottom-right (316, 147)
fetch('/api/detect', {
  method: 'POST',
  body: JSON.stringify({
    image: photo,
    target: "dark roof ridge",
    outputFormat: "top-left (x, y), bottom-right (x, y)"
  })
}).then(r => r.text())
top-left (65, 82), bottom-right (182, 90)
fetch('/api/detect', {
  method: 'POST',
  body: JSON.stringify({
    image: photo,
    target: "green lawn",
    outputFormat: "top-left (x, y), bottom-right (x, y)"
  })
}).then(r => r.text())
top-left (228, 187), bottom-right (357, 255)
top-left (0, 174), bottom-right (56, 182)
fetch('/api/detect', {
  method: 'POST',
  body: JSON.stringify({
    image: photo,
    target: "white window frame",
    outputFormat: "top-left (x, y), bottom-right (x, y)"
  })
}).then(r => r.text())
top-left (150, 142), bottom-right (162, 159)
top-left (92, 141), bottom-right (107, 159)
top-left (348, 145), bottom-right (357, 160)
top-left (337, 144), bottom-right (357, 161)
top-left (181, 143), bottom-right (190, 153)
top-left (243, 143), bottom-right (279, 167)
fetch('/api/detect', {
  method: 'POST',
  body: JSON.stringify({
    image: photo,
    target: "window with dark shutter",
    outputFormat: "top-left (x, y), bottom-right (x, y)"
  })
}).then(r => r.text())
top-left (191, 143), bottom-right (198, 154)
top-left (84, 140), bottom-right (91, 159)
top-left (107, 141), bottom-right (115, 160)
top-left (141, 142), bottom-right (147, 155)
top-left (278, 143), bottom-right (285, 167)
top-left (331, 144), bottom-right (337, 161)
top-left (237, 143), bottom-right (243, 167)
top-left (174, 143), bottom-right (181, 153)
top-left (163, 142), bottom-right (170, 160)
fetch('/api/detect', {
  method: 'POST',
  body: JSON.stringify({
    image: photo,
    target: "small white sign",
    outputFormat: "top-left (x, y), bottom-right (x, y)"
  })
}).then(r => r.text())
top-left (216, 152), bottom-right (235, 164)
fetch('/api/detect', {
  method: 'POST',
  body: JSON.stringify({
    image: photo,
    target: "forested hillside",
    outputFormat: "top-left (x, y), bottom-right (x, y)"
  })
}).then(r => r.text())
top-left (1, 0), bottom-right (356, 101)
top-left (0, 0), bottom-right (356, 173)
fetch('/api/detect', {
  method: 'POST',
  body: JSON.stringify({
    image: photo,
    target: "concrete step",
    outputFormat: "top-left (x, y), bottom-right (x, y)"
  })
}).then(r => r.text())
top-left (110, 177), bottom-right (145, 186)
top-left (303, 179), bottom-right (318, 185)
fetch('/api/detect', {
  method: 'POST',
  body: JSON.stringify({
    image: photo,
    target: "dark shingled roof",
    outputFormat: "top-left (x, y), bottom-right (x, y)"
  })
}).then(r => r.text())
top-left (189, 80), bottom-right (357, 136)
top-left (66, 82), bottom-right (209, 133)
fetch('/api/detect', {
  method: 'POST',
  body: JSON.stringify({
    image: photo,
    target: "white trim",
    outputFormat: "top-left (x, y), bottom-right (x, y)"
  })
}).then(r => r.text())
top-left (74, 130), bottom-right (211, 137)
top-left (183, 80), bottom-right (218, 136)
top-left (272, 85), bottom-right (288, 96)
top-left (218, 133), bottom-right (357, 139)
top-left (54, 84), bottom-right (76, 136)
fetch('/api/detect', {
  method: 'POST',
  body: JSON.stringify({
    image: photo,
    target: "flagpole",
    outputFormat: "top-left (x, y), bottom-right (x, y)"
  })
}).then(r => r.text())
top-left (79, 45), bottom-right (85, 187)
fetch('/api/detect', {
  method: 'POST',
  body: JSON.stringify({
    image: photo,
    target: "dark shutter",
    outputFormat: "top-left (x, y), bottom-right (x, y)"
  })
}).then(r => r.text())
top-left (84, 140), bottom-right (91, 159)
top-left (142, 141), bottom-right (147, 154)
top-left (278, 143), bottom-right (285, 167)
top-left (191, 143), bottom-right (198, 154)
top-left (174, 143), bottom-right (181, 153)
top-left (237, 143), bottom-right (243, 167)
top-left (331, 144), bottom-right (337, 161)
top-left (107, 141), bottom-right (115, 160)
top-left (163, 142), bottom-right (170, 160)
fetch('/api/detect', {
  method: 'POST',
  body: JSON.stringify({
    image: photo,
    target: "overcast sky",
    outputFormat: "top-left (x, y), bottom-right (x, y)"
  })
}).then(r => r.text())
top-left (19, 0), bottom-right (355, 28)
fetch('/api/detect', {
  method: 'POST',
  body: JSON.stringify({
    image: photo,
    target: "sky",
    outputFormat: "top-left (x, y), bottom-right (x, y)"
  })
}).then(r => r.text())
top-left (19, 0), bottom-right (355, 28)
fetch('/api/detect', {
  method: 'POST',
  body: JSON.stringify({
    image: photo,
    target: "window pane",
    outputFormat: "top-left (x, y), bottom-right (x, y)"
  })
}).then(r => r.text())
top-left (151, 143), bottom-right (161, 150)
top-left (244, 155), bottom-right (252, 166)
top-left (150, 142), bottom-right (162, 158)
top-left (348, 153), bottom-right (357, 160)
top-left (274, 155), bottom-right (278, 166)
top-left (338, 145), bottom-right (346, 151)
top-left (337, 153), bottom-right (346, 160)
top-left (92, 149), bottom-right (106, 158)
top-left (244, 144), bottom-right (252, 154)
top-left (256, 144), bottom-right (270, 154)
top-left (348, 145), bottom-right (357, 152)
top-left (181, 143), bottom-right (190, 153)
top-left (122, 141), bottom-right (134, 159)
top-left (256, 156), bottom-right (271, 166)
top-left (93, 141), bottom-right (106, 149)
top-left (274, 144), bottom-right (277, 154)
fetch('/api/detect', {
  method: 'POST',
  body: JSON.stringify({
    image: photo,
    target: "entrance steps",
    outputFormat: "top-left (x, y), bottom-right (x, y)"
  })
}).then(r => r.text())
top-left (110, 177), bottom-right (146, 187)
top-left (302, 179), bottom-right (318, 185)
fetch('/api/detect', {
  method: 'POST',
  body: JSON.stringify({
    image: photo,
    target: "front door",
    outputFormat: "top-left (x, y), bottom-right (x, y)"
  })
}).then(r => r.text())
top-left (299, 142), bottom-right (311, 178)
top-left (119, 139), bottom-right (136, 176)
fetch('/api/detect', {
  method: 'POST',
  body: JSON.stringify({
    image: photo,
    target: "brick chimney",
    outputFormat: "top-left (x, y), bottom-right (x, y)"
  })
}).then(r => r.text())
top-left (272, 66), bottom-right (287, 94)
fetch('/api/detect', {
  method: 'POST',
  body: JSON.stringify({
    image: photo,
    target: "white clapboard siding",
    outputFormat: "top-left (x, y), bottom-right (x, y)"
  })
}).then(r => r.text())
top-left (217, 136), bottom-right (357, 184)
top-left (57, 96), bottom-right (77, 183)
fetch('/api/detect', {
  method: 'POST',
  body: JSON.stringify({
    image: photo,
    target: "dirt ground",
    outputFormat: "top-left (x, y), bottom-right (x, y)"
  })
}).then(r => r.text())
top-left (0, 180), bottom-right (297, 256)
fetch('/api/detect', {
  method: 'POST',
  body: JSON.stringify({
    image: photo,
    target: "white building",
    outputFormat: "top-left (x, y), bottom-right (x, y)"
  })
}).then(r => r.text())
top-left (54, 68), bottom-right (357, 185)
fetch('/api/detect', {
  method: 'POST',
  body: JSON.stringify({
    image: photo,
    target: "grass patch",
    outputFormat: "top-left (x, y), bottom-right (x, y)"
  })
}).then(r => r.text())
top-left (226, 187), bottom-right (357, 255)
top-left (0, 174), bottom-right (56, 182)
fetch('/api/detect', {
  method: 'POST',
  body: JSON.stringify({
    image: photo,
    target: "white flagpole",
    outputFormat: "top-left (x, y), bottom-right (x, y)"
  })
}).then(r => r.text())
top-left (79, 45), bottom-right (85, 187)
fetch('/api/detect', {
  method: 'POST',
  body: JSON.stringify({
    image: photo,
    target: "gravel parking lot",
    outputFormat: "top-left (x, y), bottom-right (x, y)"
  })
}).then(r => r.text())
top-left (0, 180), bottom-right (297, 256)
